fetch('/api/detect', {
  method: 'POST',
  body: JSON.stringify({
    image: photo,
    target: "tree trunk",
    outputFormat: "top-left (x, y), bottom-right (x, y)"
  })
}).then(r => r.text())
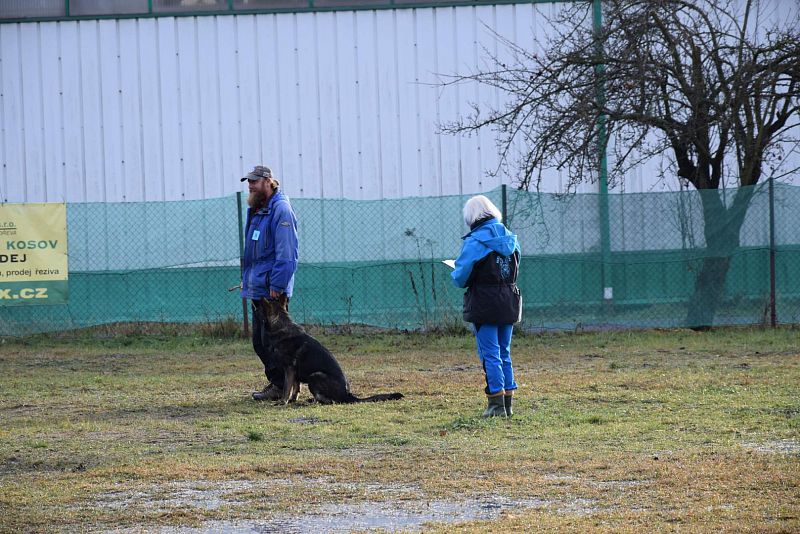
top-left (685, 187), bottom-right (755, 330)
top-left (686, 255), bottom-right (733, 330)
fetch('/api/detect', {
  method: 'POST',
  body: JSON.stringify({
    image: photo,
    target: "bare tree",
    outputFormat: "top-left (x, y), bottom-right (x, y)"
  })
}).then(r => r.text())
top-left (441, 0), bottom-right (800, 328)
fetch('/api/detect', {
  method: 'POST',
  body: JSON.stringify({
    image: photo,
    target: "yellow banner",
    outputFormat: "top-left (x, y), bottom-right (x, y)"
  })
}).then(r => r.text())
top-left (0, 203), bottom-right (68, 305)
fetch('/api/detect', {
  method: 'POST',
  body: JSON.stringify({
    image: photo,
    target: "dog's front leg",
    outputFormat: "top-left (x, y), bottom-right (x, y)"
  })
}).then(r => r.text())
top-left (289, 380), bottom-right (301, 402)
top-left (283, 367), bottom-right (296, 405)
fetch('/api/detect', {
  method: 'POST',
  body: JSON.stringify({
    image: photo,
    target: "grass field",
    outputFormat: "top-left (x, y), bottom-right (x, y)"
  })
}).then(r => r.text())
top-left (1, 324), bottom-right (798, 533)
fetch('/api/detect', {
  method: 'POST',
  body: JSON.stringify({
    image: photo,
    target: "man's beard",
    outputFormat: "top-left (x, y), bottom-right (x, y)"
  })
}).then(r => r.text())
top-left (248, 190), bottom-right (268, 209)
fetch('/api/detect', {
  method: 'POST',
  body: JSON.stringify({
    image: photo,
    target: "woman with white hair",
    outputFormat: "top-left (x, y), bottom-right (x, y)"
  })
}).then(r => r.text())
top-left (451, 195), bottom-right (522, 417)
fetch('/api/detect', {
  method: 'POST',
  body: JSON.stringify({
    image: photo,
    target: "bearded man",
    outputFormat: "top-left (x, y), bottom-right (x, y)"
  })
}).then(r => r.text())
top-left (240, 165), bottom-right (299, 401)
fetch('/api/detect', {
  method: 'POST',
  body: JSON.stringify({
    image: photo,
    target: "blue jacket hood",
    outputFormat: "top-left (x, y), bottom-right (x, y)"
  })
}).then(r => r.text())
top-left (467, 219), bottom-right (518, 256)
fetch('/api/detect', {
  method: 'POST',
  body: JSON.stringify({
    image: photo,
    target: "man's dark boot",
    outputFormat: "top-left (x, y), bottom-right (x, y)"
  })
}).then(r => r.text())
top-left (252, 383), bottom-right (283, 401)
top-left (504, 395), bottom-right (513, 417)
top-left (482, 395), bottom-right (507, 417)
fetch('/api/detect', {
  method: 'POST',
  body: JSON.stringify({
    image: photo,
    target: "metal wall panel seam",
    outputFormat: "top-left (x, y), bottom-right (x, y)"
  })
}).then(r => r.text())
top-left (36, 23), bottom-right (49, 201)
top-left (313, 14), bottom-right (324, 198)
top-left (180, 17), bottom-right (202, 199)
top-left (155, 20), bottom-right (165, 200)
top-left (118, 20), bottom-right (133, 201)
top-left (491, 4), bottom-right (499, 181)
top-left (214, 17), bottom-right (224, 198)
top-left (116, 21), bottom-right (127, 202)
top-left (413, 8), bottom-right (422, 196)
top-left (22, 23), bottom-right (49, 202)
top-left (272, 14), bottom-right (284, 191)
top-left (333, 13), bottom-right (345, 198)
top-left (353, 12), bottom-right (364, 199)
top-left (0, 27), bottom-right (6, 202)
top-left (175, 17), bottom-right (186, 199)
top-left (471, 6), bottom-right (482, 193)
top-left (452, 7), bottom-right (462, 195)
top-left (95, 22), bottom-right (108, 202)
top-left (16, 25), bottom-right (28, 201)
top-left (293, 13), bottom-right (304, 196)
top-left (391, 9), bottom-right (403, 198)
top-left (76, 23), bottom-right (88, 202)
top-left (251, 15), bottom-right (264, 168)
top-left (55, 23), bottom-right (67, 201)
top-left (372, 10), bottom-right (384, 201)
top-left (193, 17), bottom-right (205, 199)
top-left (135, 19), bottom-right (147, 201)
top-left (433, 8), bottom-right (442, 196)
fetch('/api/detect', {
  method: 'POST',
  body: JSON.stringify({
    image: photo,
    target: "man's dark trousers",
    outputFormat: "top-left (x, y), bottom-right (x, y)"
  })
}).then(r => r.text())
top-left (251, 301), bottom-right (285, 388)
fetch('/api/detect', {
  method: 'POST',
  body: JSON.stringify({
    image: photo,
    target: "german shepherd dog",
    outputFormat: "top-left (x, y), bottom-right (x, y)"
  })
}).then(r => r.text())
top-left (259, 294), bottom-right (404, 404)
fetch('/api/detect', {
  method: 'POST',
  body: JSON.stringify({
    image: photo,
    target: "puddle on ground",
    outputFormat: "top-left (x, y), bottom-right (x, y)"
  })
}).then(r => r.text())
top-left (741, 439), bottom-right (800, 454)
top-left (126, 496), bottom-right (549, 534)
top-left (95, 480), bottom-right (258, 512)
top-left (99, 478), bottom-right (600, 533)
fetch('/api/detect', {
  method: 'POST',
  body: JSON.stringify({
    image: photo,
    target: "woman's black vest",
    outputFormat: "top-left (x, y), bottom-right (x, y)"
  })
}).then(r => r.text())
top-left (462, 249), bottom-right (522, 325)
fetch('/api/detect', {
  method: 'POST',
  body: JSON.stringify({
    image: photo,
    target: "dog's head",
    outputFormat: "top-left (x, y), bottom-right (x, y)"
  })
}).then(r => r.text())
top-left (259, 293), bottom-right (290, 328)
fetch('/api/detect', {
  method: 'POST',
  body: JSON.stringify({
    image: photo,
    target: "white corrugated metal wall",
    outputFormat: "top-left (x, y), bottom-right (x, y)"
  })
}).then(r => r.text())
top-left (1, 4), bottom-right (578, 203)
top-left (0, 2), bottom-right (796, 204)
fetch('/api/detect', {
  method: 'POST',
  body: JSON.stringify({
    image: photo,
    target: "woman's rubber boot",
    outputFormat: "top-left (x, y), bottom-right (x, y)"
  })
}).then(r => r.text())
top-left (482, 395), bottom-right (507, 418)
top-left (504, 395), bottom-right (513, 417)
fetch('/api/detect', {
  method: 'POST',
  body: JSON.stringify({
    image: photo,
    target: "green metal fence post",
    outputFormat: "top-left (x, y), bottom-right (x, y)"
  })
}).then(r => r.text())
top-left (769, 176), bottom-right (777, 327)
top-left (593, 0), bottom-right (613, 307)
top-left (236, 192), bottom-right (249, 338)
top-left (501, 184), bottom-right (508, 228)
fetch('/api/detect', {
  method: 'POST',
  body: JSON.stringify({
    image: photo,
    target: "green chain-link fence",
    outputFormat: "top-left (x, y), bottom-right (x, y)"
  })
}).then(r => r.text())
top-left (2, 183), bottom-right (799, 336)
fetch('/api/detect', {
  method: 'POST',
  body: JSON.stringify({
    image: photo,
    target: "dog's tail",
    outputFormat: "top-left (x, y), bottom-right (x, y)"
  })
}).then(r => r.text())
top-left (346, 392), bottom-right (404, 403)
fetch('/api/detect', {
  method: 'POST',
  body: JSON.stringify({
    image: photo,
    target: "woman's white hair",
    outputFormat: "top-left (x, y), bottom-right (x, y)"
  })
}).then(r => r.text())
top-left (463, 195), bottom-right (502, 227)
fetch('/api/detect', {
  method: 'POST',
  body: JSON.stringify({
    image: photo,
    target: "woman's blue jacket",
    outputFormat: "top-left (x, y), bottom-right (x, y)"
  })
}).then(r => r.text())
top-left (451, 218), bottom-right (520, 289)
top-left (451, 217), bottom-right (522, 324)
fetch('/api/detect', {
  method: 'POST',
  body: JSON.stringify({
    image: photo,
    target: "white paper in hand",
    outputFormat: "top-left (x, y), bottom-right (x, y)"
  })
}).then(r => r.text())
top-left (442, 259), bottom-right (456, 269)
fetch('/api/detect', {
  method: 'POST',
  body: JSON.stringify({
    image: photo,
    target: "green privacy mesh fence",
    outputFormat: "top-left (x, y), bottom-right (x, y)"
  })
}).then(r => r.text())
top-left (1, 183), bottom-right (799, 336)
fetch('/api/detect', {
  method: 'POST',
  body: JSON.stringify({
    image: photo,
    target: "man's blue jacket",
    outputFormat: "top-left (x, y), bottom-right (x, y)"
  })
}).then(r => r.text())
top-left (241, 190), bottom-right (299, 299)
